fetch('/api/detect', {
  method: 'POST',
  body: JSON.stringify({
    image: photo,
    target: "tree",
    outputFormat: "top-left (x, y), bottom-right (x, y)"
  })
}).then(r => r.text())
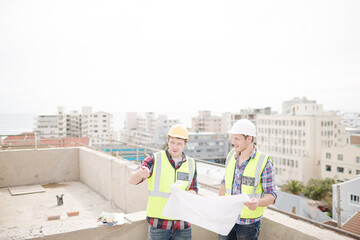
top-left (281, 180), bottom-right (304, 195)
top-left (303, 178), bottom-right (335, 201)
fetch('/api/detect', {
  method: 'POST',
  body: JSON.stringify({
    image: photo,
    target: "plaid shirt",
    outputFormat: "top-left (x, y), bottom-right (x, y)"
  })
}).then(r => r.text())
top-left (221, 146), bottom-right (277, 225)
top-left (137, 149), bottom-right (198, 230)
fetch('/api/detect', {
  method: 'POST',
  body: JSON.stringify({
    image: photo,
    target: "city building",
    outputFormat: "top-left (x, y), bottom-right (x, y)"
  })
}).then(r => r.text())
top-left (257, 98), bottom-right (349, 185)
top-left (34, 107), bottom-right (114, 145)
top-left (282, 97), bottom-right (316, 115)
top-left (332, 176), bottom-right (360, 226)
top-left (338, 111), bottom-right (360, 134)
top-left (192, 111), bottom-right (222, 134)
top-left (185, 132), bottom-right (229, 163)
top-left (120, 112), bottom-right (179, 148)
top-left (33, 114), bottom-right (59, 138)
top-left (321, 145), bottom-right (360, 181)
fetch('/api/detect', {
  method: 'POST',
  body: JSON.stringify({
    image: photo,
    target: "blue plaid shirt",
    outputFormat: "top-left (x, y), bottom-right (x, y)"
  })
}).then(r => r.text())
top-left (222, 146), bottom-right (277, 225)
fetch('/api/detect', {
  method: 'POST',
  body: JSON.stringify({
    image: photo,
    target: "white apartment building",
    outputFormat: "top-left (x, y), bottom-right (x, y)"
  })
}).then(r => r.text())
top-left (81, 110), bottom-right (114, 146)
top-left (185, 132), bottom-right (230, 162)
top-left (321, 145), bottom-right (360, 181)
top-left (282, 97), bottom-right (316, 115)
top-left (34, 107), bottom-right (114, 145)
top-left (257, 100), bottom-right (349, 185)
top-left (33, 115), bottom-right (58, 138)
top-left (192, 111), bottom-right (222, 134)
top-left (338, 111), bottom-right (360, 134)
top-left (120, 112), bottom-right (179, 148)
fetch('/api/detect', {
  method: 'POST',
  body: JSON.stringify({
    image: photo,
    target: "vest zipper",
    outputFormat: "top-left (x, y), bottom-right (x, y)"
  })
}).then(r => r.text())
top-left (174, 168), bottom-right (177, 183)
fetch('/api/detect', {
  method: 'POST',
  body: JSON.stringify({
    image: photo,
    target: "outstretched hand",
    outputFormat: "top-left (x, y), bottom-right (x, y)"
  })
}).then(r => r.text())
top-left (139, 166), bottom-right (150, 178)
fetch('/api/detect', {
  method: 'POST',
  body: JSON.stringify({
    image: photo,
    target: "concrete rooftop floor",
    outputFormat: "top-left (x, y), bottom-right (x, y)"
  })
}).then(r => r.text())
top-left (0, 181), bottom-right (124, 240)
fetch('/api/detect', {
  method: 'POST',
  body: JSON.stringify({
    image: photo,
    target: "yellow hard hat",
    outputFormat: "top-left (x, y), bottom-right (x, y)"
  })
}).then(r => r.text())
top-left (167, 124), bottom-right (189, 140)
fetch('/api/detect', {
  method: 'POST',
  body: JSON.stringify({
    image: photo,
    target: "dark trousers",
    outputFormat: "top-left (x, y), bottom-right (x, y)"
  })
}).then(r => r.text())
top-left (219, 221), bottom-right (261, 240)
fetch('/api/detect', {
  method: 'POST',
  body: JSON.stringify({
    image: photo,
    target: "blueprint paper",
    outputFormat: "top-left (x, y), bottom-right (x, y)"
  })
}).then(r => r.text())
top-left (162, 181), bottom-right (250, 236)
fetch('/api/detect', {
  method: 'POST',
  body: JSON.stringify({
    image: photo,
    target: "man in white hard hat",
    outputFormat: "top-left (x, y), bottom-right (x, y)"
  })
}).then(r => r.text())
top-left (219, 119), bottom-right (277, 240)
top-left (129, 124), bottom-right (198, 240)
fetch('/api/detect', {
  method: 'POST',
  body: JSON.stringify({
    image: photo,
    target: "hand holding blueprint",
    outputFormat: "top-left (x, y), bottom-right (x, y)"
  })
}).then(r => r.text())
top-left (162, 181), bottom-right (250, 236)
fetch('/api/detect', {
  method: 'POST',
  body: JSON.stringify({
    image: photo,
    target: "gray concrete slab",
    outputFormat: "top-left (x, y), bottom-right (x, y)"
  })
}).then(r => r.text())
top-left (0, 181), bottom-right (124, 240)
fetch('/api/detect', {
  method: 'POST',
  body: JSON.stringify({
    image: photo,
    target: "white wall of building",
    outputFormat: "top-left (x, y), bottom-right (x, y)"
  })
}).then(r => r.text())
top-left (257, 102), bottom-right (348, 185)
top-left (321, 145), bottom-right (360, 181)
top-left (332, 177), bottom-right (360, 225)
top-left (34, 107), bottom-right (114, 144)
top-left (120, 112), bottom-right (179, 148)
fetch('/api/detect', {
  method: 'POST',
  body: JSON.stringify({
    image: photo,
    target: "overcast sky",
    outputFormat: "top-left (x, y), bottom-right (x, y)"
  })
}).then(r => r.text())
top-left (1, 0), bottom-right (359, 115)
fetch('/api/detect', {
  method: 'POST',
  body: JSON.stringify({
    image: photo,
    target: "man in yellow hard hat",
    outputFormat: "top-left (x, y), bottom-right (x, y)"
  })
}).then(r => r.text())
top-left (129, 124), bottom-right (198, 240)
top-left (219, 119), bottom-right (277, 240)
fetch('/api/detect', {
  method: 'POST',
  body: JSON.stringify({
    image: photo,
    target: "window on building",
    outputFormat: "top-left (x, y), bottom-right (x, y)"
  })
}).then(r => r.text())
top-left (356, 157), bottom-right (360, 164)
top-left (349, 170), bottom-right (352, 174)
top-left (326, 153), bottom-right (331, 159)
top-left (357, 170), bottom-right (360, 175)
top-left (350, 194), bottom-right (360, 205)
top-left (337, 167), bottom-right (344, 173)
top-left (338, 154), bottom-right (343, 161)
top-left (326, 165), bottom-right (331, 172)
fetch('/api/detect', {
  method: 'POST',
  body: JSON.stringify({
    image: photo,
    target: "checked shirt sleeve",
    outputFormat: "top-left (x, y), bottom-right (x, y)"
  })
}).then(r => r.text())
top-left (260, 158), bottom-right (277, 201)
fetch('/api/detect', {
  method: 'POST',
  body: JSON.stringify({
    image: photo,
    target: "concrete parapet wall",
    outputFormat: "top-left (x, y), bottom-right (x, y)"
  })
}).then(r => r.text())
top-left (0, 148), bottom-right (79, 188)
top-left (112, 158), bottom-right (148, 213)
top-left (78, 147), bottom-right (148, 213)
top-left (260, 209), bottom-right (354, 240)
top-left (28, 210), bottom-right (218, 240)
top-left (79, 147), bottom-right (112, 201)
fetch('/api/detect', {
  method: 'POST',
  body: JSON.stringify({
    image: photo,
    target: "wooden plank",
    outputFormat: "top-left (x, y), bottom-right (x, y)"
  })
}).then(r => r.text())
top-left (8, 185), bottom-right (45, 196)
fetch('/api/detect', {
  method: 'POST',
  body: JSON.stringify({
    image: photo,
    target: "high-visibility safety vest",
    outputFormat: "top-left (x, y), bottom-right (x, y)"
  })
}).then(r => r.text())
top-left (147, 150), bottom-right (196, 220)
top-left (224, 148), bottom-right (272, 219)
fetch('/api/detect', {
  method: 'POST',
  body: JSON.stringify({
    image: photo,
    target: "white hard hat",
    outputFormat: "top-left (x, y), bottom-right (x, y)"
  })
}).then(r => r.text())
top-left (228, 119), bottom-right (256, 137)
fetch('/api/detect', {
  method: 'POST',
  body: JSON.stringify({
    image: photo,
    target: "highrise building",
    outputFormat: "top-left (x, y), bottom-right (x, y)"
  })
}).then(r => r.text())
top-left (192, 111), bottom-right (222, 134)
top-left (338, 111), bottom-right (360, 134)
top-left (185, 132), bottom-right (229, 162)
top-left (120, 112), bottom-right (179, 148)
top-left (257, 98), bottom-right (349, 185)
top-left (34, 107), bottom-right (114, 145)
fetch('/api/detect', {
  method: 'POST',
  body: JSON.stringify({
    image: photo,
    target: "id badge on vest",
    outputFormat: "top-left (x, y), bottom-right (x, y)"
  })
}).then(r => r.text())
top-left (242, 176), bottom-right (255, 186)
top-left (177, 172), bottom-right (189, 181)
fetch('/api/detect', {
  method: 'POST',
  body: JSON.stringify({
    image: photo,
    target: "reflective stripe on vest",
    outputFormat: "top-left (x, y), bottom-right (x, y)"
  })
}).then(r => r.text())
top-left (224, 149), bottom-right (270, 219)
top-left (146, 150), bottom-right (195, 219)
